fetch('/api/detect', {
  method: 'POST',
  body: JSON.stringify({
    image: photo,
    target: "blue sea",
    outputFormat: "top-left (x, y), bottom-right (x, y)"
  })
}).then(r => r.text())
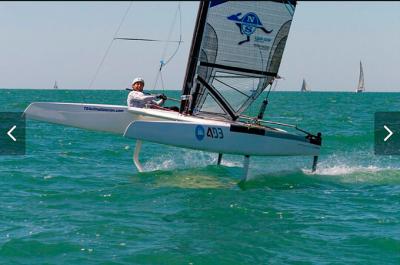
top-left (0, 89), bottom-right (399, 264)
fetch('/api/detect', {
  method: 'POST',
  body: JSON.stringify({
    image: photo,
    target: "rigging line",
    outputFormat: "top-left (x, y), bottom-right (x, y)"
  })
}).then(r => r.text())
top-left (159, 71), bottom-right (166, 92)
top-left (153, 65), bottom-right (165, 92)
top-left (153, 70), bottom-right (160, 91)
top-left (213, 75), bottom-right (257, 78)
top-left (214, 78), bottom-right (251, 98)
top-left (160, 4), bottom-right (180, 60)
top-left (152, 2), bottom-right (182, 90)
top-left (152, 61), bottom-right (164, 91)
top-left (266, 78), bottom-right (278, 100)
top-left (88, 1), bottom-right (133, 89)
top-left (113, 37), bottom-right (182, 43)
top-left (162, 3), bottom-right (182, 67)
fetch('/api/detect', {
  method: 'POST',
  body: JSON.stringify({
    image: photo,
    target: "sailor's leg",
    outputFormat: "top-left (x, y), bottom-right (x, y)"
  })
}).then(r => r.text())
top-left (312, 156), bottom-right (319, 173)
top-left (133, 140), bottom-right (144, 172)
top-left (242, 155), bottom-right (250, 181)
top-left (217, 153), bottom-right (223, 165)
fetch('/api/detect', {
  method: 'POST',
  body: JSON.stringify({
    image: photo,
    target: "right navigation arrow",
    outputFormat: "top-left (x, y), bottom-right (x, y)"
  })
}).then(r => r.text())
top-left (384, 125), bottom-right (393, 142)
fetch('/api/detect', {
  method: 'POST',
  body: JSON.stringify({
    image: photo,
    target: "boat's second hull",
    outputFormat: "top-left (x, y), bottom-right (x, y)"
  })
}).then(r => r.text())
top-left (24, 102), bottom-right (194, 134)
top-left (24, 102), bottom-right (139, 134)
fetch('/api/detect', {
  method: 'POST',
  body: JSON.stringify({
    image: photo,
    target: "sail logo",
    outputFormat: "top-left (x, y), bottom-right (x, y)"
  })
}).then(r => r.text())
top-left (195, 125), bottom-right (205, 141)
top-left (227, 12), bottom-right (272, 45)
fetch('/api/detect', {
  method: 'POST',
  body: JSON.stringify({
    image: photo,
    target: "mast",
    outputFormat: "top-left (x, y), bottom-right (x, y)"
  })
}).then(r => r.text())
top-left (180, 1), bottom-right (209, 113)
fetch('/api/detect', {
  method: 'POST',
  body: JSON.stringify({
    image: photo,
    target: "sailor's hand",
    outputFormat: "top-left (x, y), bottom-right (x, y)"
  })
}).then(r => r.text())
top-left (158, 94), bottom-right (167, 100)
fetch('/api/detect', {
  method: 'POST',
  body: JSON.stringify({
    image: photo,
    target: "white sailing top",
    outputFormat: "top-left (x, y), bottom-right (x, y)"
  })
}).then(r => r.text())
top-left (127, 91), bottom-right (163, 108)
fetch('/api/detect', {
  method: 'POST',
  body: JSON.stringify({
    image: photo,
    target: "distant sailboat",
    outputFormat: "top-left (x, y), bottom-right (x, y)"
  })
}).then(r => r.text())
top-left (53, 81), bottom-right (58, 89)
top-left (356, 61), bottom-right (365, 93)
top-left (301, 79), bottom-right (308, 92)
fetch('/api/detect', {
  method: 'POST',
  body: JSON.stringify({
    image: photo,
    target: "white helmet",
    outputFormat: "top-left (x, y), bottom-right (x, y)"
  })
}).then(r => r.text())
top-left (132, 77), bottom-right (145, 86)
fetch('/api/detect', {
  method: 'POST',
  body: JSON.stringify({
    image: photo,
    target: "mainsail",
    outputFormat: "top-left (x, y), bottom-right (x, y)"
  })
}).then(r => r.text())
top-left (181, 0), bottom-right (296, 120)
top-left (357, 61), bottom-right (365, 93)
top-left (301, 79), bottom-right (307, 92)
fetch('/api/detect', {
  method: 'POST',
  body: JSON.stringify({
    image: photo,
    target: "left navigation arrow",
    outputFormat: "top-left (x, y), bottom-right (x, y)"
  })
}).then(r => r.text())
top-left (0, 112), bottom-right (25, 155)
top-left (7, 125), bottom-right (17, 141)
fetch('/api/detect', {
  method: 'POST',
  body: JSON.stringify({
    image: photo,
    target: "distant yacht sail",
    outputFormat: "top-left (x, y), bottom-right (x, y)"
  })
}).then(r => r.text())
top-left (356, 61), bottom-right (365, 93)
top-left (53, 81), bottom-right (58, 89)
top-left (301, 79), bottom-right (308, 92)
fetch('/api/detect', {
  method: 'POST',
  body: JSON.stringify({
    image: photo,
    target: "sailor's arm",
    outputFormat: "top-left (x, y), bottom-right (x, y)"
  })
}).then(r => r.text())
top-left (148, 94), bottom-right (167, 106)
top-left (150, 99), bottom-right (162, 105)
top-left (131, 92), bottom-right (159, 102)
top-left (128, 91), bottom-right (166, 106)
top-left (140, 94), bottom-right (164, 106)
top-left (127, 91), bottom-right (157, 107)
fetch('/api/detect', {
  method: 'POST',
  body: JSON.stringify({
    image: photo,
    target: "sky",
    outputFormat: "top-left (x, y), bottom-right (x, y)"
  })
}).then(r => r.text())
top-left (0, 1), bottom-right (399, 92)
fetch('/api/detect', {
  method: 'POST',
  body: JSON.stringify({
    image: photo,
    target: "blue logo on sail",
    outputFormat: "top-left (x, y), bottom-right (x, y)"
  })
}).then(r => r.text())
top-left (227, 12), bottom-right (272, 45)
top-left (195, 125), bottom-right (205, 141)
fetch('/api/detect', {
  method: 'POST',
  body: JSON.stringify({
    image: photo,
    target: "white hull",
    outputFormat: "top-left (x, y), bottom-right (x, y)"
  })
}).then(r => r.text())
top-left (124, 120), bottom-right (320, 156)
top-left (24, 102), bottom-right (227, 134)
top-left (24, 102), bottom-right (320, 157)
top-left (25, 102), bottom-right (138, 134)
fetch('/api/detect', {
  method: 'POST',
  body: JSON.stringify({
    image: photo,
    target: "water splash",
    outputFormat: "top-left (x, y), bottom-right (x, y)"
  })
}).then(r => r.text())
top-left (304, 164), bottom-right (381, 176)
top-left (302, 159), bottom-right (400, 185)
top-left (141, 148), bottom-right (243, 172)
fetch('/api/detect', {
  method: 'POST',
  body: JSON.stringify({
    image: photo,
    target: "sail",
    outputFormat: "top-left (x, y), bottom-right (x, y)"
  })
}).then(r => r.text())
top-left (301, 79), bottom-right (307, 92)
top-left (181, 0), bottom-right (296, 120)
top-left (357, 61), bottom-right (364, 92)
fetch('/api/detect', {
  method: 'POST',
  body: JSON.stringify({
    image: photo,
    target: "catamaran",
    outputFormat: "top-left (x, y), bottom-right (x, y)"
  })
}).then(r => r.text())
top-left (301, 79), bottom-right (308, 92)
top-left (356, 61), bottom-right (365, 93)
top-left (24, 1), bottom-right (322, 180)
top-left (53, 81), bottom-right (58, 89)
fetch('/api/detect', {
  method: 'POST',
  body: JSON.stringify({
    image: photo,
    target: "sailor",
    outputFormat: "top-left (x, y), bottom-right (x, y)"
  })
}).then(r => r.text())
top-left (127, 77), bottom-right (180, 111)
top-left (127, 77), bottom-right (167, 108)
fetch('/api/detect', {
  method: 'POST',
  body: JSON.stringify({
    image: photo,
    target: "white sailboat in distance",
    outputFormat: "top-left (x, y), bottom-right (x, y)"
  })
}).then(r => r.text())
top-left (24, 1), bottom-right (322, 180)
top-left (356, 61), bottom-right (365, 93)
top-left (301, 79), bottom-right (308, 92)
